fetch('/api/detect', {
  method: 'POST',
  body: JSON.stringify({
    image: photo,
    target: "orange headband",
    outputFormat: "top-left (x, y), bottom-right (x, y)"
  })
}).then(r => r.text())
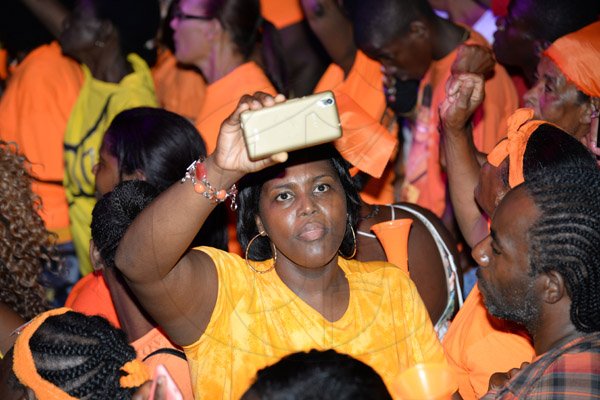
top-left (13, 307), bottom-right (149, 399)
top-left (487, 108), bottom-right (554, 188)
top-left (544, 21), bottom-right (600, 98)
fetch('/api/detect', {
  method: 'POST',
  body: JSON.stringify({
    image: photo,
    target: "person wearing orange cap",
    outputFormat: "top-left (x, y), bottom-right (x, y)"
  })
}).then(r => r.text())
top-left (524, 21), bottom-right (600, 154)
top-left (0, 308), bottom-right (149, 400)
top-left (347, 0), bottom-right (518, 218)
top-left (440, 72), bottom-right (597, 399)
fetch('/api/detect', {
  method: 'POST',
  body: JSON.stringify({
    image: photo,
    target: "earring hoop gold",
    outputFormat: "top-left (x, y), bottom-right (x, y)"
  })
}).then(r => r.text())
top-left (339, 223), bottom-right (357, 259)
top-left (245, 233), bottom-right (277, 274)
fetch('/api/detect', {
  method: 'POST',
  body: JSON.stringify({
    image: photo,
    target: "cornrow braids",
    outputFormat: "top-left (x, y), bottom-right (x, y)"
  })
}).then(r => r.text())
top-left (524, 166), bottom-right (600, 332)
top-left (28, 311), bottom-right (139, 399)
top-left (91, 180), bottom-right (159, 269)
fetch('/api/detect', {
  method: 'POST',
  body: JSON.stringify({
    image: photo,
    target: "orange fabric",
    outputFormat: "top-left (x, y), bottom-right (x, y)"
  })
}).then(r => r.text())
top-left (132, 328), bottom-right (194, 400)
top-left (260, 0), bottom-right (304, 29)
top-left (184, 247), bottom-right (446, 399)
top-left (359, 162), bottom-right (396, 205)
top-left (13, 308), bottom-right (76, 400)
top-left (196, 61), bottom-right (276, 154)
top-left (544, 21), bottom-right (600, 98)
top-left (0, 42), bottom-right (84, 235)
top-left (333, 92), bottom-right (397, 178)
top-left (120, 360), bottom-right (150, 389)
top-left (487, 108), bottom-right (553, 188)
top-left (65, 271), bottom-right (121, 329)
top-left (0, 48), bottom-right (7, 80)
top-left (443, 285), bottom-right (535, 399)
top-left (403, 29), bottom-right (518, 217)
top-left (152, 48), bottom-right (206, 122)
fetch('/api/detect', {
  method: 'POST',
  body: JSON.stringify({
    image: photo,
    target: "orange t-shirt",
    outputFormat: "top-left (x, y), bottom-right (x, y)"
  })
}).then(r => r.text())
top-left (0, 42), bottom-right (84, 239)
top-left (402, 29), bottom-right (518, 217)
top-left (65, 272), bottom-right (121, 329)
top-left (151, 48), bottom-right (206, 123)
top-left (260, 0), bottom-right (304, 29)
top-left (132, 328), bottom-right (194, 400)
top-left (442, 285), bottom-right (535, 399)
top-left (195, 61), bottom-right (276, 154)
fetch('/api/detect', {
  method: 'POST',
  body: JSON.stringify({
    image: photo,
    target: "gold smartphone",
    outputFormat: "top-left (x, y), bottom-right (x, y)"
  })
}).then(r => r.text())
top-left (240, 91), bottom-right (342, 160)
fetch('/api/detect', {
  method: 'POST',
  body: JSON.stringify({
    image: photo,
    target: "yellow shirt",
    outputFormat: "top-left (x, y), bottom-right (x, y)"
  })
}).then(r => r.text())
top-left (184, 247), bottom-right (446, 399)
top-left (64, 53), bottom-right (157, 275)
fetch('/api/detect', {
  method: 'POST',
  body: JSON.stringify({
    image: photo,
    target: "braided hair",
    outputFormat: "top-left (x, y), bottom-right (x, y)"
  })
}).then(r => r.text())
top-left (28, 311), bottom-right (140, 399)
top-left (524, 166), bottom-right (600, 332)
top-left (91, 180), bottom-right (159, 269)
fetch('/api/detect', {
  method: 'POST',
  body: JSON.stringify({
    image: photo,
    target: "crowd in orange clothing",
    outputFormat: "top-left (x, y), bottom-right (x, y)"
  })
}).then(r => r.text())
top-left (0, 0), bottom-right (599, 399)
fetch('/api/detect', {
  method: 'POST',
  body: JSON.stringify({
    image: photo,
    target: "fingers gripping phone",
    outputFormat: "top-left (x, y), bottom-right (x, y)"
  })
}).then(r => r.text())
top-left (240, 91), bottom-right (342, 160)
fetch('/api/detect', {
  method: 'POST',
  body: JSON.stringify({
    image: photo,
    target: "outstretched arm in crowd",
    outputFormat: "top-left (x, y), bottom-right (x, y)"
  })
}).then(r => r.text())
top-left (440, 73), bottom-right (488, 247)
top-left (115, 93), bottom-right (288, 346)
top-left (20, 0), bottom-right (68, 37)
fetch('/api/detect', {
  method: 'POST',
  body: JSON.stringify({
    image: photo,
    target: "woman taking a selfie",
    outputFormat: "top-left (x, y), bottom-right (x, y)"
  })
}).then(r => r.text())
top-left (115, 93), bottom-right (445, 398)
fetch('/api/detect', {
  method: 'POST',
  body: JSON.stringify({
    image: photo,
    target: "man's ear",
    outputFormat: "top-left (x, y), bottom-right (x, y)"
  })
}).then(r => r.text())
top-left (541, 270), bottom-right (566, 304)
top-left (89, 240), bottom-right (105, 271)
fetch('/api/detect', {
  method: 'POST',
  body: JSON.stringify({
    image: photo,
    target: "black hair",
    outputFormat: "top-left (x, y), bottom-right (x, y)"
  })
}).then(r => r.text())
top-left (522, 124), bottom-right (597, 181)
top-left (242, 349), bottom-right (392, 399)
top-left (92, 0), bottom-right (161, 66)
top-left (347, 0), bottom-right (436, 50)
top-left (91, 180), bottom-right (159, 269)
top-left (513, 0), bottom-right (600, 44)
top-left (236, 144), bottom-right (361, 260)
top-left (103, 107), bottom-right (227, 250)
top-left (203, 0), bottom-right (288, 93)
top-left (523, 166), bottom-right (600, 332)
top-left (27, 311), bottom-right (140, 399)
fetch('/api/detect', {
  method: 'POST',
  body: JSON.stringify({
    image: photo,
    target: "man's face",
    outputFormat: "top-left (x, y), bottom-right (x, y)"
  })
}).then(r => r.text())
top-left (473, 187), bottom-right (542, 327)
top-left (361, 27), bottom-right (433, 81)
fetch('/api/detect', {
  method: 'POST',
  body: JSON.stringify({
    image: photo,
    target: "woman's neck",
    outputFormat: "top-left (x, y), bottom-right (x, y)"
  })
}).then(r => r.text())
top-left (201, 39), bottom-right (246, 84)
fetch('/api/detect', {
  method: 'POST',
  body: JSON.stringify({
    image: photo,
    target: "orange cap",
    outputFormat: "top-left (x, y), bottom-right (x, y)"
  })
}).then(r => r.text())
top-left (487, 108), bottom-right (555, 188)
top-left (544, 21), bottom-right (600, 97)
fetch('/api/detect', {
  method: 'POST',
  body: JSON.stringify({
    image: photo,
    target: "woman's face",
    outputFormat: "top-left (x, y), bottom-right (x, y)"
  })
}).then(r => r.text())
top-left (170, 0), bottom-right (214, 67)
top-left (59, 0), bottom-right (102, 60)
top-left (474, 158), bottom-right (510, 218)
top-left (523, 57), bottom-right (590, 139)
top-left (256, 160), bottom-right (348, 269)
top-left (93, 139), bottom-right (121, 196)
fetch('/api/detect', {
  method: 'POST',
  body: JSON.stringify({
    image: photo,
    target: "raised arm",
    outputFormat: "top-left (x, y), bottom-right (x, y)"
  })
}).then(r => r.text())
top-left (115, 93), bottom-right (288, 346)
top-left (20, 0), bottom-right (69, 38)
top-left (440, 73), bottom-right (488, 248)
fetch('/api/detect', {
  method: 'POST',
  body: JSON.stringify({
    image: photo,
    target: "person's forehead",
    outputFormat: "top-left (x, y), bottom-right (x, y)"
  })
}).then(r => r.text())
top-left (263, 159), bottom-right (336, 186)
top-left (493, 186), bottom-right (540, 238)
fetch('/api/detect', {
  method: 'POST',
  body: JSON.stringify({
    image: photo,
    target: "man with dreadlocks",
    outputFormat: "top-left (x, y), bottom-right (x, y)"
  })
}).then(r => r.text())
top-left (471, 166), bottom-right (600, 399)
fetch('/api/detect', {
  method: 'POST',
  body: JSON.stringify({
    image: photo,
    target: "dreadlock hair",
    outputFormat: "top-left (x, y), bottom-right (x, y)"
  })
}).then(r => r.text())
top-left (27, 311), bottom-right (140, 399)
top-left (242, 349), bottom-right (392, 399)
top-left (91, 180), bottom-right (159, 269)
top-left (524, 166), bottom-right (600, 332)
top-left (236, 144), bottom-right (361, 261)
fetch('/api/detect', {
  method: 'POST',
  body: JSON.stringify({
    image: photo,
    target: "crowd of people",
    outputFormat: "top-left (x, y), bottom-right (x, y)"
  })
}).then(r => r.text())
top-left (0, 0), bottom-right (599, 399)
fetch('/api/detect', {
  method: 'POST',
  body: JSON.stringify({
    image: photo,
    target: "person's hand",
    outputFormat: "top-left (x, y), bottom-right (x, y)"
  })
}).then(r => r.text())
top-left (452, 44), bottom-right (495, 77)
top-left (440, 73), bottom-right (485, 133)
top-left (582, 115), bottom-right (600, 167)
top-left (488, 362), bottom-right (530, 392)
top-left (212, 92), bottom-right (288, 175)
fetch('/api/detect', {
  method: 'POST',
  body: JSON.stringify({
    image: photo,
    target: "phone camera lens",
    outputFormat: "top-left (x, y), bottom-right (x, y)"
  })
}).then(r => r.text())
top-left (324, 98), bottom-right (333, 105)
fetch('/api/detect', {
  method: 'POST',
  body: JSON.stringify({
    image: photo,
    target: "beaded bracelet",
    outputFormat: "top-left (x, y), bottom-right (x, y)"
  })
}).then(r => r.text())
top-left (181, 158), bottom-right (238, 211)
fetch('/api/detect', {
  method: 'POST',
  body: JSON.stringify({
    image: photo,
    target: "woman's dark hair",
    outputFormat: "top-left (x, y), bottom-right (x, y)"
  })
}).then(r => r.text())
top-left (91, 180), bottom-right (159, 269)
top-left (522, 123), bottom-right (597, 181)
top-left (202, 0), bottom-right (288, 93)
top-left (26, 311), bottom-right (140, 399)
top-left (242, 349), bottom-right (392, 400)
top-left (92, 0), bottom-right (161, 66)
top-left (524, 166), bottom-right (600, 332)
top-left (237, 144), bottom-right (361, 260)
top-left (103, 107), bottom-right (227, 250)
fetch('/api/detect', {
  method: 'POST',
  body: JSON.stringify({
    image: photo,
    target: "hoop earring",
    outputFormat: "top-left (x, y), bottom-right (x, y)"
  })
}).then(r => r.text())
top-left (245, 232), bottom-right (277, 274)
top-left (339, 222), bottom-right (357, 259)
